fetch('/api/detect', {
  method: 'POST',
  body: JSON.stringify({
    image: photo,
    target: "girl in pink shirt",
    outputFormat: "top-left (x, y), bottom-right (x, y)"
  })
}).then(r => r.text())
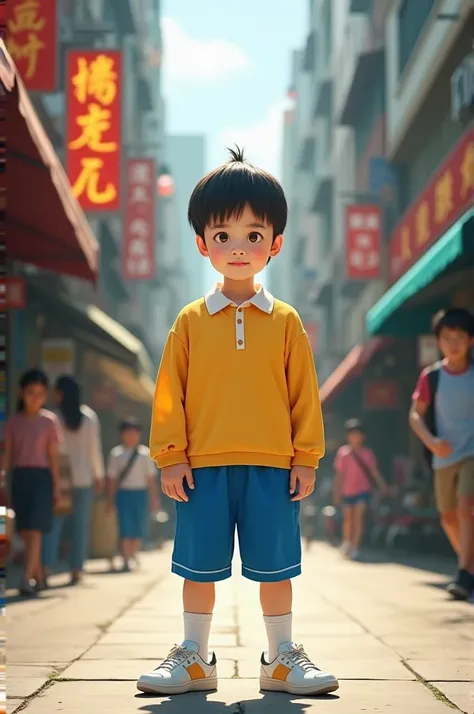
top-left (333, 419), bottom-right (388, 560)
top-left (2, 369), bottom-right (62, 596)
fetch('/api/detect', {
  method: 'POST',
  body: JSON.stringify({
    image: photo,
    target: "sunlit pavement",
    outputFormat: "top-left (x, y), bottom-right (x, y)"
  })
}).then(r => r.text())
top-left (7, 542), bottom-right (474, 713)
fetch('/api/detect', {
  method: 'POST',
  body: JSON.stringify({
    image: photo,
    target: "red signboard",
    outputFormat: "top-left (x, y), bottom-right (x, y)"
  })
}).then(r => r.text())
top-left (0, 277), bottom-right (26, 310)
top-left (303, 322), bottom-right (319, 354)
top-left (345, 205), bottom-right (382, 280)
top-left (123, 158), bottom-right (156, 280)
top-left (363, 379), bottom-right (399, 410)
top-left (6, 0), bottom-right (57, 91)
top-left (389, 128), bottom-right (474, 283)
top-left (66, 50), bottom-right (122, 212)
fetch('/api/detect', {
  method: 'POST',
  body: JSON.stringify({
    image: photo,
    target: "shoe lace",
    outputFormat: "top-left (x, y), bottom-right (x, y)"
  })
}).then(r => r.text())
top-left (286, 644), bottom-right (320, 672)
top-left (155, 645), bottom-right (191, 672)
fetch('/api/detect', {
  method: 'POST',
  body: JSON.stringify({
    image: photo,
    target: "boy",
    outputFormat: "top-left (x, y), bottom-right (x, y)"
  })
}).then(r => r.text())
top-left (106, 418), bottom-right (159, 572)
top-left (333, 419), bottom-right (388, 560)
top-left (138, 147), bottom-right (339, 696)
top-left (410, 307), bottom-right (474, 600)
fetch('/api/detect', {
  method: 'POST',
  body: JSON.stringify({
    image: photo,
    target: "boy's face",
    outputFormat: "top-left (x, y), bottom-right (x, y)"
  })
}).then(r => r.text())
top-left (196, 203), bottom-right (283, 281)
top-left (438, 327), bottom-right (473, 362)
top-left (121, 427), bottom-right (141, 449)
top-left (347, 429), bottom-right (364, 448)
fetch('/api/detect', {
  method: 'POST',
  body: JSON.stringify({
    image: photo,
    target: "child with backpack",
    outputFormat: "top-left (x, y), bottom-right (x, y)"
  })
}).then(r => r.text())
top-left (410, 308), bottom-right (474, 600)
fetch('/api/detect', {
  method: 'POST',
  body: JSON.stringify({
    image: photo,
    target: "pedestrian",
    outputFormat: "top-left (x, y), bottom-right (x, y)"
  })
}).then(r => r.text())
top-left (41, 375), bottom-right (105, 586)
top-left (333, 419), bottom-right (389, 561)
top-left (2, 369), bottom-right (62, 595)
top-left (106, 418), bottom-right (159, 572)
top-left (138, 146), bottom-right (339, 697)
top-left (410, 307), bottom-right (474, 600)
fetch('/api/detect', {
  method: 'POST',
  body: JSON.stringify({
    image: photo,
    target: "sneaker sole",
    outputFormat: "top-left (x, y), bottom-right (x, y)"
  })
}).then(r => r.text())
top-left (137, 676), bottom-right (218, 695)
top-left (260, 676), bottom-right (339, 696)
top-left (446, 583), bottom-right (470, 600)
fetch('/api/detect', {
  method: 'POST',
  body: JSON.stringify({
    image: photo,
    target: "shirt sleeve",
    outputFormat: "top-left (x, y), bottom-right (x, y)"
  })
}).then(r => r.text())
top-left (89, 412), bottom-right (105, 481)
top-left (150, 329), bottom-right (189, 468)
top-left (412, 370), bottom-right (431, 403)
top-left (286, 333), bottom-right (325, 468)
top-left (49, 415), bottom-right (63, 448)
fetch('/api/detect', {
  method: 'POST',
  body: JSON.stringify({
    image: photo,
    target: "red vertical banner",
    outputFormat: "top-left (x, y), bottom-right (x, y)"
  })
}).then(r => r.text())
top-left (6, 0), bottom-right (57, 90)
top-left (66, 50), bottom-right (122, 212)
top-left (123, 159), bottom-right (156, 280)
top-left (345, 205), bottom-right (382, 280)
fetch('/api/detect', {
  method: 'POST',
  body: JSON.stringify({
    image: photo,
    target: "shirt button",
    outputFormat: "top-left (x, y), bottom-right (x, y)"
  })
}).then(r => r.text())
top-left (237, 308), bottom-right (242, 313)
top-left (237, 319), bottom-right (242, 324)
top-left (237, 339), bottom-right (243, 345)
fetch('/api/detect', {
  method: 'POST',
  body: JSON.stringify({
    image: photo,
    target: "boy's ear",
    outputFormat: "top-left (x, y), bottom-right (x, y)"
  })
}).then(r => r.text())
top-left (269, 234), bottom-right (283, 258)
top-left (196, 235), bottom-right (208, 256)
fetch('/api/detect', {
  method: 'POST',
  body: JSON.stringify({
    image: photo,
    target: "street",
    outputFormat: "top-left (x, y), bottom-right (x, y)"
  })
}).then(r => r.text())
top-left (7, 543), bottom-right (474, 713)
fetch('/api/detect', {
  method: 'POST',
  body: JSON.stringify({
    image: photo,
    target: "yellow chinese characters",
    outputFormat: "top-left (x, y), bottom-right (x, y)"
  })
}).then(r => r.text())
top-left (69, 104), bottom-right (117, 153)
top-left (460, 141), bottom-right (474, 200)
top-left (72, 158), bottom-right (117, 205)
top-left (72, 55), bottom-right (118, 106)
top-left (434, 169), bottom-right (454, 225)
top-left (400, 226), bottom-right (411, 261)
top-left (415, 201), bottom-right (430, 248)
top-left (7, 0), bottom-right (46, 79)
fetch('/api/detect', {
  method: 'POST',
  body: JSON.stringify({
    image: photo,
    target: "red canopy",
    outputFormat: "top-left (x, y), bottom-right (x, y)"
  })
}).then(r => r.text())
top-left (1, 39), bottom-right (99, 282)
top-left (320, 338), bottom-right (390, 405)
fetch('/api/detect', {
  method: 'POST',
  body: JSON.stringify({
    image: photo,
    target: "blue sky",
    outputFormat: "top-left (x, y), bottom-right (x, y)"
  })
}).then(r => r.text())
top-left (161, 0), bottom-right (307, 178)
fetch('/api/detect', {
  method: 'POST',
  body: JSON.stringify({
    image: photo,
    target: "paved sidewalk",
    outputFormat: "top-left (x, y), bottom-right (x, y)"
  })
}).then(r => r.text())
top-left (7, 543), bottom-right (474, 713)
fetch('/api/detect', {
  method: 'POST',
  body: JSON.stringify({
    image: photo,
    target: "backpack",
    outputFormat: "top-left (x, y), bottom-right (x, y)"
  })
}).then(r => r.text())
top-left (422, 361), bottom-right (442, 468)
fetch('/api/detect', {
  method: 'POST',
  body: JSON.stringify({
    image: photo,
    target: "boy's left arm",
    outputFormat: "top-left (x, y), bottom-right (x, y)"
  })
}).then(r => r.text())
top-left (286, 332), bottom-right (325, 501)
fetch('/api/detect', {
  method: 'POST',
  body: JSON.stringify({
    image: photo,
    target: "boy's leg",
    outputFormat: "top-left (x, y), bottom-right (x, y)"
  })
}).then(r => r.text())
top-left (435, 467), bottom-right (460, 555)
top-left (183, 579), bottom-right (215, 661)
top-left (260, 580), bottom-right (292, 661)
top-left (447, 459), bottom-right (474, 599)
top-left (351, 499), bottom-right (368, 552)
top-left (342, 503), bottom-right (354, 551)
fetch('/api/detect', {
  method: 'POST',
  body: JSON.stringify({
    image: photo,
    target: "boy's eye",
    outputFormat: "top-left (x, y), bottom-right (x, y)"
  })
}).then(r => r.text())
top-left (248, 232), bottom-right (263, 243)
top-left (214, 232), bottom-right (229, 244)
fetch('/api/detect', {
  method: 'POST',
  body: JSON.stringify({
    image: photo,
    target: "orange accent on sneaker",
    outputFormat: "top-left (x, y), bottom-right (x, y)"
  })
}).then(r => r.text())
top-left (185, 662), bottom-right (206, 680)
top-left (272, 663), bottom-right (291, 681)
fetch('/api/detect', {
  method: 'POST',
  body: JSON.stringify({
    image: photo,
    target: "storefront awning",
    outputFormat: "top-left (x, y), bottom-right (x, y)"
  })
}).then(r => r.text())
top-left (367, 209), bottom-right (474, 336)
top-left (0, 39), bottom-right (99, 282)
top-left (320, 338), bottom-right (388, 405)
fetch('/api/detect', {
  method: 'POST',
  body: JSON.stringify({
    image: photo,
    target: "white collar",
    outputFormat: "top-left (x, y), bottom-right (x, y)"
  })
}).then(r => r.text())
top-left (204, 283), bottom-right (275, 316)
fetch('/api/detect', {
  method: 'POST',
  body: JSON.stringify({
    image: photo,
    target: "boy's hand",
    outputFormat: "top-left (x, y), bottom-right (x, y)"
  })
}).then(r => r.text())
top-left (161, 463), bottom-right (194, 502)
top-left (290, 465), bottom-right (316, 501)
top-left (431, 438), bottom-right (453, 459)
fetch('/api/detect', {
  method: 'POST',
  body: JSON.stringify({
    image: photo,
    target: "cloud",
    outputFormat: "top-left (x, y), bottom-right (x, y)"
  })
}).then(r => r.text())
top-left (161, 18), bottom-right (251, 82)
top-left (218, 98), bottom-right (292, 179)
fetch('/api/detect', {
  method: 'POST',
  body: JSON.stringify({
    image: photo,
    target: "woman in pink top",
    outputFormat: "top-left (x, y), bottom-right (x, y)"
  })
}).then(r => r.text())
top-left (333, 419), bottom-right (388, 560)
top-left (2, 369), bottom-right (62, 595)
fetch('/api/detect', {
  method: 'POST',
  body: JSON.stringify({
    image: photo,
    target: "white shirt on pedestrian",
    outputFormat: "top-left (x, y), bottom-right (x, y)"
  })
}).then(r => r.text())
top-left (107, 445), bottom-right (157, 490)
top-left (59, 405), bottom-right (105, 488)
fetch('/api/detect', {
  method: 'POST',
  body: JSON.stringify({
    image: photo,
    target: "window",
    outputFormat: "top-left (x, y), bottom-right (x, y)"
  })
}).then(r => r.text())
top-left (398, 0), bottom-right (436, 76)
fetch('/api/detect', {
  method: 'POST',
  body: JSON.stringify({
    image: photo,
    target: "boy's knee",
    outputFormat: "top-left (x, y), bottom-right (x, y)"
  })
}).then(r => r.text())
top-left (457, 497), bottom-right (474, 521)
top-left (441, 511), bottom-right (458, 527)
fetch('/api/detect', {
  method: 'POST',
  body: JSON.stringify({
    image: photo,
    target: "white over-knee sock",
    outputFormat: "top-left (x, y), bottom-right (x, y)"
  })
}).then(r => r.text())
top-left (263, 612), bottom-right (293, 661)
top-left (182, 612), bottom-right (212, 662)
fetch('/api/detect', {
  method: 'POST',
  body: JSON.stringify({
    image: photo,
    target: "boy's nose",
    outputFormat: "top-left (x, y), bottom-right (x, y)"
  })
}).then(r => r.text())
top-left (232, 247), bottom-right (246, 255)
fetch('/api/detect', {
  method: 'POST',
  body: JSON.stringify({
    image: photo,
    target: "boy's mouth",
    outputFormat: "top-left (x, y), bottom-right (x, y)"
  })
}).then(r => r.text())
top-left (228, 261), bottom-right (250, 267)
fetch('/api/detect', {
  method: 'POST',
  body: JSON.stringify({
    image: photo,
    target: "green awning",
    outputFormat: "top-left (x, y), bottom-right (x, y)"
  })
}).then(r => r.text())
top-left (367, 209), bottom-right (474, 336)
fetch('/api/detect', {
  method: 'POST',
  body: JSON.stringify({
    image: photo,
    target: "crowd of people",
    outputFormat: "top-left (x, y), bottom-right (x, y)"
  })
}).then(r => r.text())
top-left (2, 370), bottom-right (160, 596)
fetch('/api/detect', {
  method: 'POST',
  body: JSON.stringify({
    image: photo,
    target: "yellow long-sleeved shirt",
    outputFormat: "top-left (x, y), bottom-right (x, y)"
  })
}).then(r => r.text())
top-left (150, 285), bottom-right (325, 470)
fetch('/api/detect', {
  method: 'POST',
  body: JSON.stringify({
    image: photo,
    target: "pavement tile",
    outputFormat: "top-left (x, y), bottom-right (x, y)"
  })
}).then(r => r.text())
top-left (434, 682), bottom-right (474, 713)
top-left (18, 679), bottom-right (458, 713)
top-left (407, 660), bottom-right (474, 682)
top-left (99, 632), bottom-right (238, 647)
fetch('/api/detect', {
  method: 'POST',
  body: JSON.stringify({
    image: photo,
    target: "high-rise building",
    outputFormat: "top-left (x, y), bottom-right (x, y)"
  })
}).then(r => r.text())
top-left (166, 135), bottom-right (206, 302)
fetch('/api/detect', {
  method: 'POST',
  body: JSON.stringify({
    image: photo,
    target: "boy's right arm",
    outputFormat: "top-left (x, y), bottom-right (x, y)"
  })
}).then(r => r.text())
top-left (150, 329), bottom-right (194, 502)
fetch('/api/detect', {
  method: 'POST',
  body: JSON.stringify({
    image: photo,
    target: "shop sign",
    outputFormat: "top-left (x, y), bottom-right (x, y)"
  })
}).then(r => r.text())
top-left (363, 379), bottom-right (399, 410)
top-left (41, 339), bottom-right (75, 383)
top-left (0, 277), bottom-right (26, 310)
top-left (345, 205), bottom-right (382, 280)
top-left (91, 382), bottom-right (117, 410)
top-left (6, 0), bottom-right (57, 91)
top-left (66, 50), bottom-right (122, 211)
top-left (451, 52), bottom-right (474, 122)
top-left (123, 158), bottom-right (156, 280)
top-left (303, 321), bottom-right (319, 354)
top-left (418, 335), bottom-right (439, 367)
top-left (389, 128), bottom-right (474, 283)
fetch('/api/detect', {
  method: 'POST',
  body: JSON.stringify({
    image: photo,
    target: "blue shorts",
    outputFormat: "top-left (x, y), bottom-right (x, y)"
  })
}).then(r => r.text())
top-left (342, 491), bottom-right (371, 506)
top-left (116, 489), bottom-right (148, 539)
top-left (172, 465), bottom-right (301, 583)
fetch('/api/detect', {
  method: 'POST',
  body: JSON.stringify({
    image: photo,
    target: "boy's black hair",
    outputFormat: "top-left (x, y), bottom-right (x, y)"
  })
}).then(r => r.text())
top-left (119, 417), bottom-right (142, 432)
top-left (432, 308), bottom-right (474, 338)
top-left (345, 418), bottom-right (365, 434)
top-left (188, 145), bottom-right (288, 240)
top-left (17, 368), bottom-right (49, 412)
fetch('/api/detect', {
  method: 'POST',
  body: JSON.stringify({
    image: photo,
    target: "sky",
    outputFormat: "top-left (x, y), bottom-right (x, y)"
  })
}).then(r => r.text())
top-left (160, 0), bottom-right (307, 285)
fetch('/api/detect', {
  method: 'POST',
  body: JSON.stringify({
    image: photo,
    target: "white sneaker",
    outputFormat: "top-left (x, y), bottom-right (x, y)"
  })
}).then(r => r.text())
top-left (340, 542), bottom-right (351, 557)
top-left (137, 641), bottom-right (218, 695)
top-left (260, 642), bottom-right (339, 696)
